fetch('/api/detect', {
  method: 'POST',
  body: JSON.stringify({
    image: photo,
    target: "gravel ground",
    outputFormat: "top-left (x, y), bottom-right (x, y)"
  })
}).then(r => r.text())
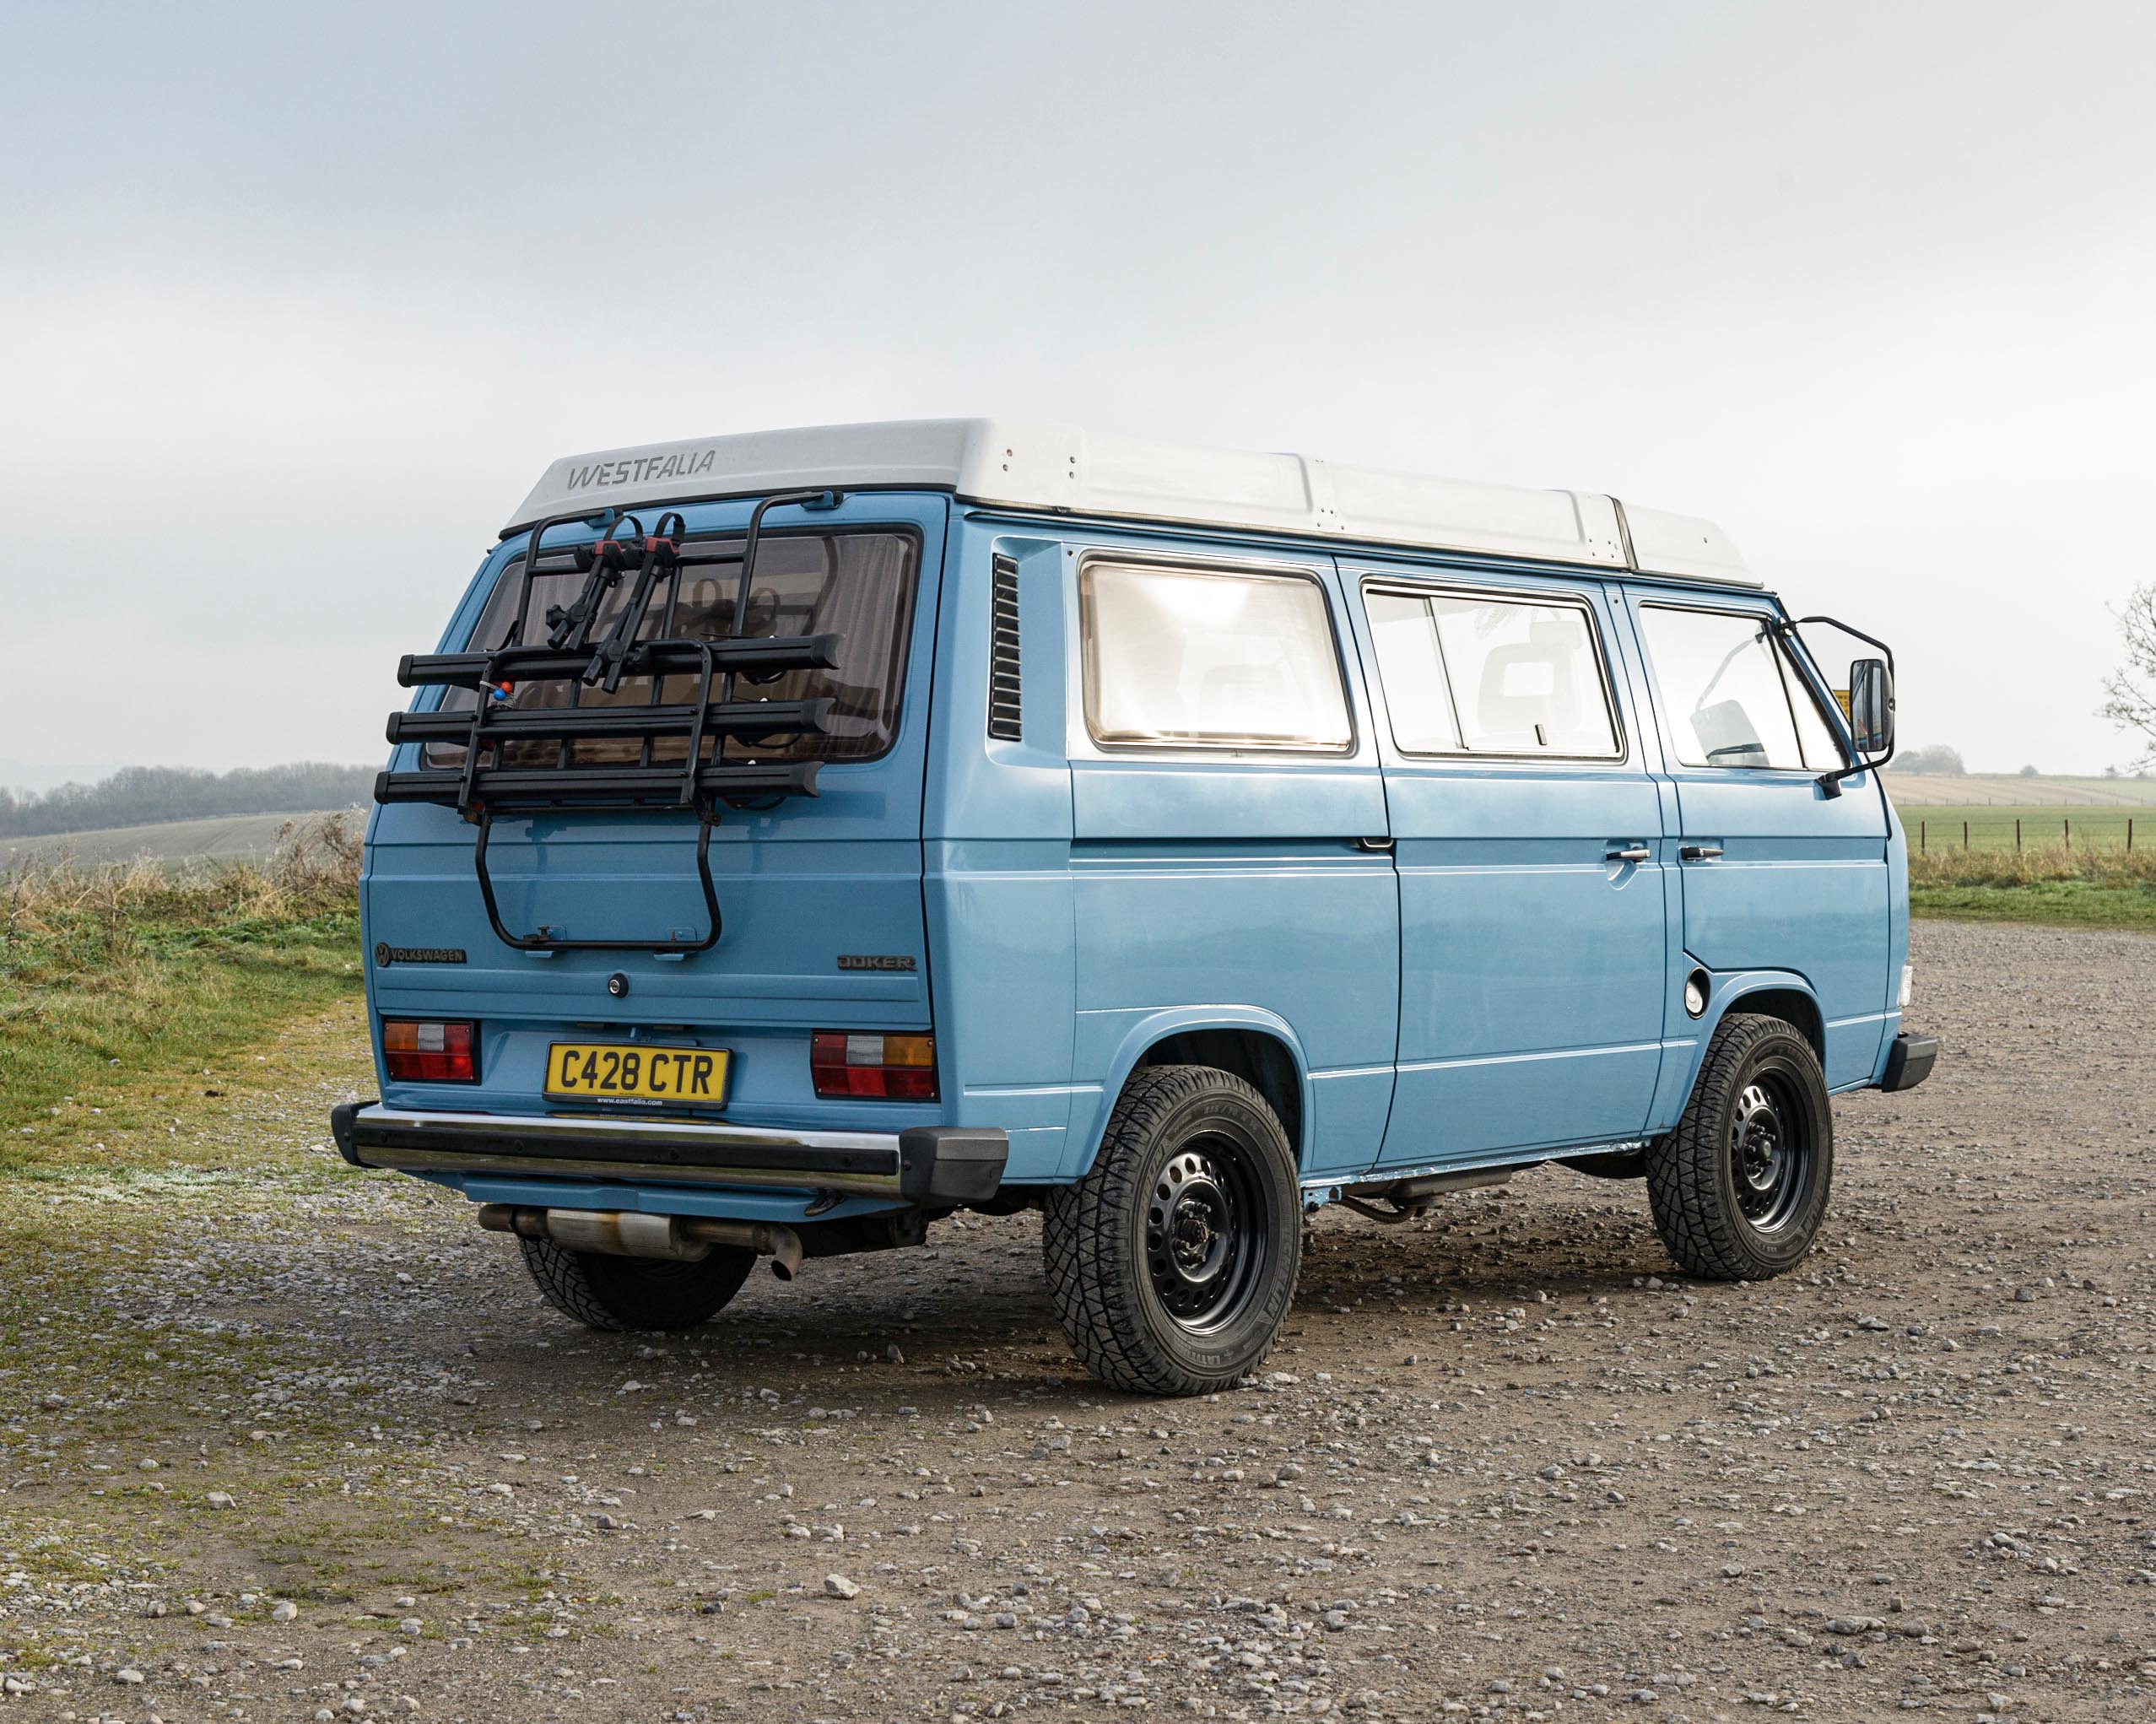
top-left (3, 919), bottom-right (2153, 1723)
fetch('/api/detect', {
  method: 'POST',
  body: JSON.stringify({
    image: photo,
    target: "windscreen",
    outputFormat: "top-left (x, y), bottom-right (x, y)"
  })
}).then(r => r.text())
top-left (425, 529), bottom-right (917, 770)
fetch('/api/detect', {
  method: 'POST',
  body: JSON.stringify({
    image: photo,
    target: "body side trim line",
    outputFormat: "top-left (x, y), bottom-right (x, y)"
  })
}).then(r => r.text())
top-left (1302, 1139), bottom-right (1651, 1192)
top-left (1394, 1040), bottom-right (1663, 1075)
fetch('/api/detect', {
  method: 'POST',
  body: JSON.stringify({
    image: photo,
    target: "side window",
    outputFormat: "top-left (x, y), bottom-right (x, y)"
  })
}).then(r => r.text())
top-left (1781, 646), bottom-right (1848, 771)
top-left (1637, 604), bottom-right (1834, 770)
top-left (1079, 559), bottom-right (1352, 751)
top-left (1365, 592), bottom-right (1462, 752)
top-left (1365, 585), bottom-right (1620, 757)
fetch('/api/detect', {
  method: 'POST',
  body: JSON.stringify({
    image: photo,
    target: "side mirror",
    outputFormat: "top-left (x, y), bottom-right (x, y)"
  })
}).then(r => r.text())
top-left (1848, 657), bottom-right (1894, 756)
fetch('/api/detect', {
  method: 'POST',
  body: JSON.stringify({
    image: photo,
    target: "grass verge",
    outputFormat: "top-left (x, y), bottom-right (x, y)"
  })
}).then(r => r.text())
top-left (0, 815), bottom-right (366, 1170)
top-left (1910, 842), bottom-right (2156, 931)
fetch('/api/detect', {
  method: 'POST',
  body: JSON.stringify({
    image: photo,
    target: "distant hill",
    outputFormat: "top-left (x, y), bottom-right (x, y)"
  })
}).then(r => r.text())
top-left (0, 763), bottom-right (376, 839)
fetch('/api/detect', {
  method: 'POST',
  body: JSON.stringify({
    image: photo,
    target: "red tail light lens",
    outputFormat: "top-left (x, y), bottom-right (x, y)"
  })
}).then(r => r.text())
top-left (383, 1019), bottom-right (478, 1083)
top-left (810, 1031), bottom-right (937, 1100)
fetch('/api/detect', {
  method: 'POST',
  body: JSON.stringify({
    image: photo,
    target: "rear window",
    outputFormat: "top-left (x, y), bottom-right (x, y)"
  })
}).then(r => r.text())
top-left (426, 529), bottom-right (918, 770)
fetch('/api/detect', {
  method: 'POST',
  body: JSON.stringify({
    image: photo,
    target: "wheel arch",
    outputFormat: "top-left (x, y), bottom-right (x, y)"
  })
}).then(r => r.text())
top-left (1068, 1008), bottom-right (1310, 1179)
top-left (1711, 976), bottom-right (1826, 1064)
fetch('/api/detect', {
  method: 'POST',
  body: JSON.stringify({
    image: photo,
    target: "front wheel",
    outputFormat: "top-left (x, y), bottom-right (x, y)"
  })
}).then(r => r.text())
top-left (519, 1237), bottom-right (756, 1332)
top-left (1043, 1065), bottom-right (1301, 1396)
top-left (1646, 1012), bottom-right (1834, 1280)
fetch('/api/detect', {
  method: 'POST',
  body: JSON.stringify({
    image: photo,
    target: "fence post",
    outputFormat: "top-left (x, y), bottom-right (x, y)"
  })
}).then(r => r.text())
top-left (1919, 819), bottom-right (1926, 853)
top-left (2016, 818), bottom-right (2022, 852)
top-left (1964, 819), bottom-right (1970, 851)
top-left (2132, 817), bottom-right (2136, 853)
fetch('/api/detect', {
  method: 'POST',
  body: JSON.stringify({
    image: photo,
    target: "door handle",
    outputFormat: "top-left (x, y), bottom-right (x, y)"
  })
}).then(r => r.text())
top-left (1354, 835), bottom-right (1395, 853)
top-left (1605, 845), bottom-right (1652, 863)
top-left (1679, 843), bottom-right (1725, 862)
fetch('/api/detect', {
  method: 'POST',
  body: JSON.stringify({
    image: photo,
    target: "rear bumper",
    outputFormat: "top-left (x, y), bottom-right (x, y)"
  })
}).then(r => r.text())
top-left (1879, 1032), bottom-right (1940, 1093)
top-left (329, 1101), bottom-right (1007, 1204)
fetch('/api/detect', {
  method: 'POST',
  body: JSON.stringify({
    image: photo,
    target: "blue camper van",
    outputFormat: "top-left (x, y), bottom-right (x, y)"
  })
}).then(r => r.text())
top-left (333, 420), bottom-right (1937, 1396)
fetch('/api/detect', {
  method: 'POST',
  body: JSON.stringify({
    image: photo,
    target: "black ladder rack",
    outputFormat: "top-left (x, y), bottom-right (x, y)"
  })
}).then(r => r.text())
top-left (376, 637), bottom-right (837, 814)
top-left (374, 503), bottom-right (847, 955)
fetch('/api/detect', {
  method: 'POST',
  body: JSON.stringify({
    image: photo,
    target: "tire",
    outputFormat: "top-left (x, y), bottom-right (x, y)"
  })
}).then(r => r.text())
top-left (1043, 1065), bottom-right (1301, 1397)
top-left (1646, 1011), bottom-right (1834, 1280)
top-left (519, 1236), bottom-right (756, 1332)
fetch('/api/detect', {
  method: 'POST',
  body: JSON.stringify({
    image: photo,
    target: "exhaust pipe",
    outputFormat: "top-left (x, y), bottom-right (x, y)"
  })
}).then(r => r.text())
top-left (478, 1205), bottom-right (805, 1279)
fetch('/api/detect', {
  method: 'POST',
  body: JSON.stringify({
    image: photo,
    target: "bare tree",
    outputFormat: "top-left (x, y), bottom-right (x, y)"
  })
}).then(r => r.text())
top-left (2102, 582), bottom-right (2156, 766)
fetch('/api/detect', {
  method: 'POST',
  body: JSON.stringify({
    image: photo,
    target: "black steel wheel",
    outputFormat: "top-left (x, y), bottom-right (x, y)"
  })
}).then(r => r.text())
top-left (1044, 1065), bottom-right (1300, 1396)
top-left (1731, 1073), bottom-right (1807, 1229)
top-left (1144, 1138), bottom-right (1267, 1334)
top-left (1646, 1012), bottom-right (1833, 1279)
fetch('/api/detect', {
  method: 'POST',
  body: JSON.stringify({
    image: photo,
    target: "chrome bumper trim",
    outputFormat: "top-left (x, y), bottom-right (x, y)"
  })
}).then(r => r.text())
top-left (336, 1103), bottom-right (905, 1197)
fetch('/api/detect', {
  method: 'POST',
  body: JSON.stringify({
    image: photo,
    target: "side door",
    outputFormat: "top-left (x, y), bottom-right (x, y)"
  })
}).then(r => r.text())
top-left (1347, 563), bottom-right (1668, 1169)
top-left (1062, 539), bottom-right (1397, 1181)
top-left (1617, 592), bottom-right (1892, 1091)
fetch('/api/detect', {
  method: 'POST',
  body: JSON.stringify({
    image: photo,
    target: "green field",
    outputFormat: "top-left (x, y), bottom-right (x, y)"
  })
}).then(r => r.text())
top-left (1884, 771), bottom-right (2156, 808)
top-left (0, 806), bottom-right (363, 869)
top-left (1883, 771), bottom-right (2153, 857)
top-left (1899, 804), bottom-right (2145, 854)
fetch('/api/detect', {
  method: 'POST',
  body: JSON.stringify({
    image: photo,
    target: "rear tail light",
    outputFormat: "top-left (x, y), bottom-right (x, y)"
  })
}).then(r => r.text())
top-left (383, 1019), bottom-right (479, 1083)
top-left (810, 1031), bottom-right (937, 1100)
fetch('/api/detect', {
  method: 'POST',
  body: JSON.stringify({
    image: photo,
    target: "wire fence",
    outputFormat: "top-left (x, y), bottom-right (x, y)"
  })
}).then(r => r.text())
top-left (1911, 813), bottom-right (2137, 854)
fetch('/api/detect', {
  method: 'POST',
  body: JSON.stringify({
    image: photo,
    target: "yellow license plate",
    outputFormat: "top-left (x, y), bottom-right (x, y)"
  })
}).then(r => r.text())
top-left (544, 1042), bottom-right (728, 1106)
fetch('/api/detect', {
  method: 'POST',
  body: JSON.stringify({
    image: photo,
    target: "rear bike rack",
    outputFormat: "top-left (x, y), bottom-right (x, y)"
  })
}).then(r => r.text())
top-left (375, 500), bottom-right (846, 954)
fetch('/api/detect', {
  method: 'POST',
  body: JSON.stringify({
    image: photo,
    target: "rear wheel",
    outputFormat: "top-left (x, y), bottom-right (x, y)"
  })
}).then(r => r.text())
top-left (1043, 1065), bottom-right (1301, 1396)
top-left (1646, 1012), bottom-right (1833, 1280)
top-left (519, 1237), bottom-right (756, 1332)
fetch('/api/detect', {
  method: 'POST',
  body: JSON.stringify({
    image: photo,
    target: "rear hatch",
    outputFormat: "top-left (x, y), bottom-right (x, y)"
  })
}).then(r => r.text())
top-left (362, 491), bottom-right (948, 1132)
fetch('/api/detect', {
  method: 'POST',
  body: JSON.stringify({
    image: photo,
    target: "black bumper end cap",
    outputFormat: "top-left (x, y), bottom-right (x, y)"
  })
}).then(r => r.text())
top-left (898, 1126), bottom-right (1009, 1206)
top-left (329, 1100), bottom-right (375, 1168)
top-left (1881, 1034), bottom-right (1939, 1093)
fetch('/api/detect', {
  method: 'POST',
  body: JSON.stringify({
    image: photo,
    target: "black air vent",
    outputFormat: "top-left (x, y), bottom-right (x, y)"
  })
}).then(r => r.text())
top-left (987, 554), bottom-right (1021, 741)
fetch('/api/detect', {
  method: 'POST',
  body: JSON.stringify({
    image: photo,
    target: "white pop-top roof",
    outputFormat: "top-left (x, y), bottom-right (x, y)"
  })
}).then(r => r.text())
top-left (505, 419), bottom-right (1754, 587)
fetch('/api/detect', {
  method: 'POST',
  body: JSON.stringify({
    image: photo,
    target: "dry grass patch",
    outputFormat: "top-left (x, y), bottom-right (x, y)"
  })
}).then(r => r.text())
top-left (0, 815), bottom-right (366, 1165)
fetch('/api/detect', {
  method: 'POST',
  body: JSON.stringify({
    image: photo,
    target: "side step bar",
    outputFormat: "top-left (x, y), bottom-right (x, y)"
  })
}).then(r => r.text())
top-left (329, 1103), bottom-right (1008, 1205)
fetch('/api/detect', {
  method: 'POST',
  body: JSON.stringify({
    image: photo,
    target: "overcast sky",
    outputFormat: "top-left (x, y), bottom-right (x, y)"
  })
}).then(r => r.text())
top-left (4, 0), bottom-right (2151, 782)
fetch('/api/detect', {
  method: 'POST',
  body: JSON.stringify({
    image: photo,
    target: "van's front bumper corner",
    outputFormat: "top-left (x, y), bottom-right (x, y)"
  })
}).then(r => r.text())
top-left (327, 1100), bottom-right (1008, 1205)
top-left (1879, 1033), bottom-right (1940, 1093)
